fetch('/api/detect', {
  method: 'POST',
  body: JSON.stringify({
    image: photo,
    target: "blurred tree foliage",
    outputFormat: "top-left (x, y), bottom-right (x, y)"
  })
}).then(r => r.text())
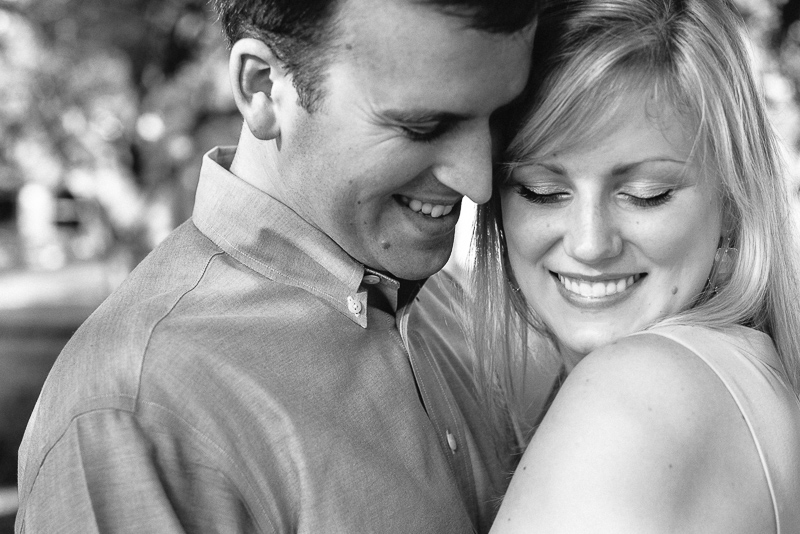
top-left (1, 0), bottom-right (239, 255)
top-left (1, 0), bottom-right (799, 255)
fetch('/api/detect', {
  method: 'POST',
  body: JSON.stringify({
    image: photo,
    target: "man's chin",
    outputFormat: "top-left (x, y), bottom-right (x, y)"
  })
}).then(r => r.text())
top-left (374, 249), bottom-right (453, 282)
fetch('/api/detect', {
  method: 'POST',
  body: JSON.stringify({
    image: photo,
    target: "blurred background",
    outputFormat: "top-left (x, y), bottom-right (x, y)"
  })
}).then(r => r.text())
top-left (0, 0), bottom-right (239, 528)
top-left (1, 0), bottom-right (800, 529)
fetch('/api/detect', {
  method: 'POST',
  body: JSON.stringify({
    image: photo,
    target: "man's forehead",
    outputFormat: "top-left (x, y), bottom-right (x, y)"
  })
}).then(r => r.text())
top-left (332, 0), bottom-right (533, 72)
top-left (335, 0), bottom-right (534, 47)
top-left (313, 0), bottom-right (534, 120)
top-left (335, 0), bottom-right (538, 32)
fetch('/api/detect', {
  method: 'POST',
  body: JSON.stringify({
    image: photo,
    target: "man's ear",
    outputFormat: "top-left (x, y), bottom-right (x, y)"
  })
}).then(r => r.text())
top-left (229, 38), bottom-right (287, 141)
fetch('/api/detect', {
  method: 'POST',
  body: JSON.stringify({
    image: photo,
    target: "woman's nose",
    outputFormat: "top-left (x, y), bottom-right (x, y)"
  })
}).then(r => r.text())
top-left (563, 202), bottom-right (623, 264)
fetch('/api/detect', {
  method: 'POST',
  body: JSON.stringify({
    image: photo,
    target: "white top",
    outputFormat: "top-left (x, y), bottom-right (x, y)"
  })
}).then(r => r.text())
top-left (633, 324), bottom-right (800, 533)
top-left (492, 323), bottom-right (800, 534)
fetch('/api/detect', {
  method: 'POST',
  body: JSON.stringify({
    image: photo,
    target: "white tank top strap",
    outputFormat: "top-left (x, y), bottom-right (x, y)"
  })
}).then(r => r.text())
top-left (628, 324), bottom-right (800, 534)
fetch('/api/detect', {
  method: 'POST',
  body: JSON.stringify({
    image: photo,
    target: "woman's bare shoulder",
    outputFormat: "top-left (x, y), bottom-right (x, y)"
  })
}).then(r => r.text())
top-left (568, 332), bottom-right (725, 418)
top-left (491, 332), bottom-right (774, 534)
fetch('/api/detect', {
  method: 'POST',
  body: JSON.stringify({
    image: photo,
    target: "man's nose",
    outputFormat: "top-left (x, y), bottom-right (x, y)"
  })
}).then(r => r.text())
top-left (433, 122), bottom-right (493, 204)
top-left (563, 201), bottom-right (623, 264)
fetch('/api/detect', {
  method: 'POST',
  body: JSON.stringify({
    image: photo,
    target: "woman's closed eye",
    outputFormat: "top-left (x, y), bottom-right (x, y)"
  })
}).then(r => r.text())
top-left (514, 184), bottom-right (569, 204)
top-left (621, 188), bottom-right (674, 208)
top-left (514, 183), bottom-right (676, 208)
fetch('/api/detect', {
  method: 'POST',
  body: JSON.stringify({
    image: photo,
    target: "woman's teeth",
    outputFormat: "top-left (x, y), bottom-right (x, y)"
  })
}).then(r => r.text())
top-left (557, 273), bottom-right (642, 298)
top-left (399, 196), bottom-right (455, 218)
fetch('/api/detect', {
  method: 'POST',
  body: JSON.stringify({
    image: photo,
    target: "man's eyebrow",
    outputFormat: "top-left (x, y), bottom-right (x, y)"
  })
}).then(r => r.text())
top-left (379, 109), bottom-right (470, 124)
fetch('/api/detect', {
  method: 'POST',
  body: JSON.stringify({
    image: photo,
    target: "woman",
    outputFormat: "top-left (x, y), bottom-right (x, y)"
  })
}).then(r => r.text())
top-left (471, 0), bottom-right (800, 531)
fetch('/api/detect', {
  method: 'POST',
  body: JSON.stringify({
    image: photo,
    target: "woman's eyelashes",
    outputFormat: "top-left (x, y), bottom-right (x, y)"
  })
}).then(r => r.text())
top-left (514, 184), bottom-right (675, 208)
top-left (623, 189), bottom-right (674, 207)
top-left (514, 184), bottom-right (567, 204)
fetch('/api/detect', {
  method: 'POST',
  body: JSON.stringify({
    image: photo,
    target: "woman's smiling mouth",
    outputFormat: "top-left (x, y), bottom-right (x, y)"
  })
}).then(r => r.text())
top-left (554, 272), bottom-right (644, 298)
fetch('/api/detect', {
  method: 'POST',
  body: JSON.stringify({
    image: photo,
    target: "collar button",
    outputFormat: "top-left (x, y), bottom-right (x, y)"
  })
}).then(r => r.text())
top-left (347, 295), bottom-right (363, 315)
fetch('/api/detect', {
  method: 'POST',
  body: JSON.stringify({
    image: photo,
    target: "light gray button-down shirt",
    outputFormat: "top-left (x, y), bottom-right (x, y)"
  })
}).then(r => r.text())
top-left (16, 147), bottom-right (513, 533)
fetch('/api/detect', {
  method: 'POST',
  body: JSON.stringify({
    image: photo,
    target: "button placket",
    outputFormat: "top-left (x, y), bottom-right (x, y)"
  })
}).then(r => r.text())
top-left (403, 328), bottom-right (478, 515)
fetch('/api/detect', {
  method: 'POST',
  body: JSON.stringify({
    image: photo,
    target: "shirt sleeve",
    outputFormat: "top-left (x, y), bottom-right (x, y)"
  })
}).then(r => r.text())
top-left (17, 409), bottom-right (261, 534)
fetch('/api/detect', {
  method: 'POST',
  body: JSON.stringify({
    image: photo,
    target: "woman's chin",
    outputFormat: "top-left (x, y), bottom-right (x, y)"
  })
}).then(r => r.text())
top-left (553, 328), bottom-right (630, 363)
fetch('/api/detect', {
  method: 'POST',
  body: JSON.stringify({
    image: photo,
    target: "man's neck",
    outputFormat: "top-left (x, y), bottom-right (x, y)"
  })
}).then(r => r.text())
top-left (229, 123), bottom-right (284, 201)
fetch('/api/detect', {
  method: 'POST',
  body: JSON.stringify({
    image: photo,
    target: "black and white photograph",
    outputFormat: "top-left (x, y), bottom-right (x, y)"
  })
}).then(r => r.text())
top-left (2, 0), bottom-right (800, 532)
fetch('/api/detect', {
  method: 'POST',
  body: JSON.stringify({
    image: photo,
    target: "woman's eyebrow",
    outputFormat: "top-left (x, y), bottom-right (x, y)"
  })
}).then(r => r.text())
top-left (610, 158), bottom-right (687, 176)
top-left (527, 161), bottom-right (566, 175)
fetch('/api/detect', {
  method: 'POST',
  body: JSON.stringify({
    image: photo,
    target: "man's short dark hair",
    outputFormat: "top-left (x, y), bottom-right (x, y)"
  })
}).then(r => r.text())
top-left (213, 0), bottom-right (539, 112)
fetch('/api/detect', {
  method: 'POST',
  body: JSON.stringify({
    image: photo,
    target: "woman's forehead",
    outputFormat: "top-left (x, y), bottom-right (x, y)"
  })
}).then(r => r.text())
top-left (514, 76), bottom-right (697, 163)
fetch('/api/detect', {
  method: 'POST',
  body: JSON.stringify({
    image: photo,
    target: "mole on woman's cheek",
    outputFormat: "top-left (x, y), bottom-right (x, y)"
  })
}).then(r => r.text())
top-left (381, 241), bottom-right (391, 250)
top-left (672, 286), bottom-right (678, 295)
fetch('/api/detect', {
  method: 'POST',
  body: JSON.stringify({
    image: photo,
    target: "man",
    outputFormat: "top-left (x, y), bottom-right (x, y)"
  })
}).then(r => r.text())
top-left (16, 0), bottom-right (536, 531)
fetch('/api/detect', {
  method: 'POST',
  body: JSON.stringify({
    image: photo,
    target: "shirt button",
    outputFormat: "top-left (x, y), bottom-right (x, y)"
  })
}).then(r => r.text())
top-left (347, 296), bottom-right (362, 315)
top-left (446, 430), bottom-right (457, 453)
top-left (363, 274), bottom-right (381, 285)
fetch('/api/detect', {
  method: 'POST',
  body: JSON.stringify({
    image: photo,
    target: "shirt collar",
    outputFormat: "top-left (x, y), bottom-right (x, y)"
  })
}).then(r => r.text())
top-left (192, 147), bottom-right (420, 327)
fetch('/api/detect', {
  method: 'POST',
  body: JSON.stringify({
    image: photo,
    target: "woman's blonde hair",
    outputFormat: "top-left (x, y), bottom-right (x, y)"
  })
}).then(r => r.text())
top-left (471, 0), bottom-right (800, 443)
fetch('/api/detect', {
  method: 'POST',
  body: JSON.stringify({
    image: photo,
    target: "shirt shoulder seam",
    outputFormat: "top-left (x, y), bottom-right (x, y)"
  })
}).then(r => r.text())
top-left (133, 250), bottom-right (226, 404)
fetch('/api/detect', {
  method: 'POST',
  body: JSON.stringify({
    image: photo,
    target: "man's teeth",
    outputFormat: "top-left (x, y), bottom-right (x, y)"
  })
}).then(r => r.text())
top-left (400, 196), bottom-right (455, 218)
top-left (557, 273), bottom-right (642, 298)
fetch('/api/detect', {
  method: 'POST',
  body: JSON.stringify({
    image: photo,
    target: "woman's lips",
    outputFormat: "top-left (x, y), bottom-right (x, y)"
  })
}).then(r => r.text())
top-left (555, 272), bottom-right (644, 298)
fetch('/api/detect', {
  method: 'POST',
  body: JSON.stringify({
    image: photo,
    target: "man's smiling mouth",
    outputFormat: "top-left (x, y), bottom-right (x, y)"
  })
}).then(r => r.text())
top-left (397, 195), bottom-right (456, 218)
top-left (555, 273), bottom-right (644, 298)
